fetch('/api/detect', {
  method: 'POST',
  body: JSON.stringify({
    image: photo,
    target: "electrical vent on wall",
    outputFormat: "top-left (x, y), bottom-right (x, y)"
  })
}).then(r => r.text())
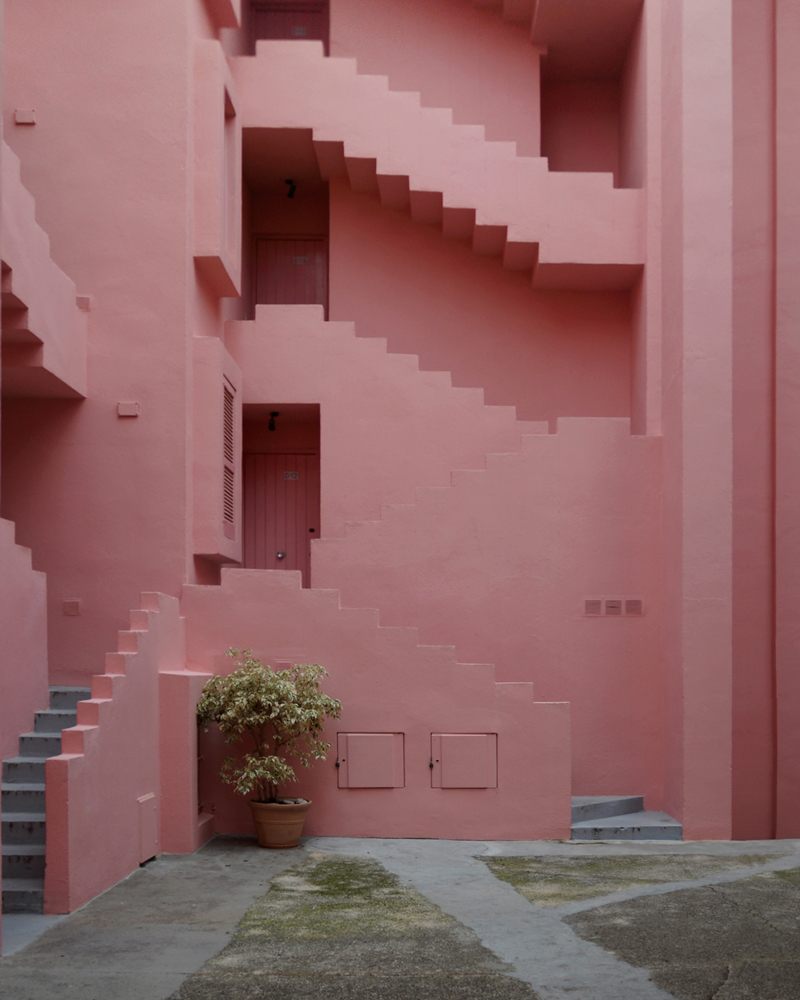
top-left (584, 598), bottom-right (645, 616)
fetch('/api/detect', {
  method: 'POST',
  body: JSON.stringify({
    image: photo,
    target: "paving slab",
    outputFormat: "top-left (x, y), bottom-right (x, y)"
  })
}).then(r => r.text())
top-left (565, 868), bottom-right (800, 1000)
top-left (481, 853), bottom-right (784, 907)
top-left (1, 836), bottom-right (799, 1000)
top-left (0, 837), bottom-right (305, 1000)
top-left (170, 853), bottom-right (540, 1000)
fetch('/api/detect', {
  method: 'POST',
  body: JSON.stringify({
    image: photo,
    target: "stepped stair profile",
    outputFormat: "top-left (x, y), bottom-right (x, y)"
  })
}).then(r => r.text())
top-left (1, 687), bottom-right (90, 913)
top-left (232, 41), bottom-right (643, 290)
top-left (227, 306), bottom-right (546, 534)
top-left (571, 796), bottom-right (683, 841)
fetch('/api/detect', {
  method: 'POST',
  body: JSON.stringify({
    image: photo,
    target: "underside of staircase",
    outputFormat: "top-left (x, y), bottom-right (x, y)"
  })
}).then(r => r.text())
top-left (232, 40), bottom-right (644, 293)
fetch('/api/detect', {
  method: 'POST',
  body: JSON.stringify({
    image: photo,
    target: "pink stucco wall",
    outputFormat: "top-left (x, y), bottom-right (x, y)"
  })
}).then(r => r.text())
top-left (2, 0), bottom-right (198, 682)
top-left (3, 0), bottom-right (800, 932)
top-left (330, 0), bottom-right (543, 157)
top-left (0, 520), bottom-right (48, 764)
top-left (730, 0), bottom-right (777, 841)
top-left (45, 594), bottom-right (188, 914)
top-left (184, 568), bottom-right (572, 841)
top-left (659, 0), bottom-right (735, 840)
top-left (774, 0), bottom-right (800, 839)
top-left (329, 179), bottom-right (632, 424)
top-left (313, 418), bottom-right (665, 804)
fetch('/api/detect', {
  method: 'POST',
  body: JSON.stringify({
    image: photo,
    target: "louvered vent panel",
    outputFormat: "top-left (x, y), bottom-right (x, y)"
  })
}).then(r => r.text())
top-left (625, 599), bottom-right (644, 616)
top-left (223, 466), bottom-right (235, 524)
top-left (223, 386), bottom-right (235, 464)
top-left (584, 599), bottom-right (602, 616)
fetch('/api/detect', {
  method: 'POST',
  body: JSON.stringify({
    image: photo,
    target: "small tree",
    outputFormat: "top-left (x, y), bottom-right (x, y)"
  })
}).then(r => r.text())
top-left (196, 650), bottom-right (342, 803)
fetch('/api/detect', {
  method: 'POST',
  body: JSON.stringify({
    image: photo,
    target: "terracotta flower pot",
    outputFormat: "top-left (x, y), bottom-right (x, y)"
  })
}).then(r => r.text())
top-left (249, 799), bottom-right (312, 848)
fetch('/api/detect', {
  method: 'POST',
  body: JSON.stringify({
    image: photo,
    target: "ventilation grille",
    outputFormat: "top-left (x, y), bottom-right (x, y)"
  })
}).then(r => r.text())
top-left (223, 466), bottom-right (235, 524)
top-left (223, 386), bottom-right (235, 464)
top-left (584, 597), bottom-right (646, 616)
top-left (222, 379), bottom-right (236, 532)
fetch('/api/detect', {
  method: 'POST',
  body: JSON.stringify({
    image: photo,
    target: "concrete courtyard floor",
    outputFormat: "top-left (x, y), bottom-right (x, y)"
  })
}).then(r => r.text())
top-left (1, 836), bottom-right (799, 1000)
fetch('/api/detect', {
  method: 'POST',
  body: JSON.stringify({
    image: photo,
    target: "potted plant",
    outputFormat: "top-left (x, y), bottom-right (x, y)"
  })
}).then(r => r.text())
top-left (196, 649), bottom-right (342, 848)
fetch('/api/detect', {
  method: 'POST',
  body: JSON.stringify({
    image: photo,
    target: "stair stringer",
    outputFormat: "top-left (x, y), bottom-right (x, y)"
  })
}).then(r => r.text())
top-left (312, 417), bottom-right (665, 805)
top-left (225, 305), bottom-right (546, 536)
top-left (1, 142), bottom-right (88, 398)
top-left (43, 593), bottom-right (188, 914)
top-left (0, 518), bottom-right (48, 765)
top-left (181, 567), bottom-right (571, 841)
top-left (231, 41), bottom-right (643, 291)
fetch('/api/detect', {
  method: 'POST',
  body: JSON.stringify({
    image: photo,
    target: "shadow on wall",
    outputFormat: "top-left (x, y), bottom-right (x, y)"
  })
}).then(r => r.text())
top-left (329, 179), bottom-right (632, 425)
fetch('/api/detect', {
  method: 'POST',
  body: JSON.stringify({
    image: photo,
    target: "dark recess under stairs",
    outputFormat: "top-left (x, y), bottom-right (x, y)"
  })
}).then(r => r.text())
top-left (2, 686), bottom-right (91, 914)
top-left (571, 795), bottom-right (683, 841)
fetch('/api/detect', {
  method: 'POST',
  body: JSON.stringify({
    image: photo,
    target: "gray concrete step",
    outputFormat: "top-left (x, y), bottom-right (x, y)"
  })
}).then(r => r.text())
top-left (18, 732), bottom-right (62, 757)
top-left (571, 795), bottom-right (644, 823)
top-left (49, 686), bottom-right (91, 711)
top-left (1, 781), bottom-right (46, 812)
top-left (34, 708), bottom-right (78, 733)
top-left (2, 756), bottom-right (46, 783)
top-left (1, 877), bottom-right (44, 913)
top-left (2, 843), bottom-right (46, 879)
top-left (571, 809), bottom-right (684, 841)
top-left (1, 812), bottom-right (46, 845)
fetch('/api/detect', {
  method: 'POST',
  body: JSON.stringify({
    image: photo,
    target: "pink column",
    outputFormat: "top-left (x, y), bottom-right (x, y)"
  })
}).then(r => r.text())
top-left (661, 0), bottom-right (734, 839)
top-left (731, 0), bottom-right (777, 840)
top-left (774, 0), bottom-right (800, 838)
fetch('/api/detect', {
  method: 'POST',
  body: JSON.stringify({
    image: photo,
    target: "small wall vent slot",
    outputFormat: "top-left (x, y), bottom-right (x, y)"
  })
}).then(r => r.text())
top-left (604, 599), bottom-right (623, 616)
top-left (584, 599), bottom-right (602, 616)
top-left (625, 599), bottom-right (644, 616)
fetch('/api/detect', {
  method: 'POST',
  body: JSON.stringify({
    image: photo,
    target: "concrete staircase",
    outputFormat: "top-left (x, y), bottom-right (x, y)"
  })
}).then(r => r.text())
top-left (226, 306), bottom-right (545, 535)
top-left (232, 41), bottom-right (643, 291)
top-left (1, 686), bottom-right (91, 913)
top-left (571, 796), bottom-right (683, 841)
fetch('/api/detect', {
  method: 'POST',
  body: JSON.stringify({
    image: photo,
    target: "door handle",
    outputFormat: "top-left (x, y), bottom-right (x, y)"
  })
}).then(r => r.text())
top-left (276, 551), bottom-right (286, 560)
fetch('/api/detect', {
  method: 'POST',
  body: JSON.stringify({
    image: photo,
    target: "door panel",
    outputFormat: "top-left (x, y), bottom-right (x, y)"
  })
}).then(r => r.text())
top-left (243, 453), bottom-right (320, 587)
top-left (255, 238), bottom-right (327, 310)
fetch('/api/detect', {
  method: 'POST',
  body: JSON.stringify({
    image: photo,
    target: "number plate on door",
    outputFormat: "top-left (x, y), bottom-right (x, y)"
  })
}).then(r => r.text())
top-left (284, 471), bottom-right (299, 480)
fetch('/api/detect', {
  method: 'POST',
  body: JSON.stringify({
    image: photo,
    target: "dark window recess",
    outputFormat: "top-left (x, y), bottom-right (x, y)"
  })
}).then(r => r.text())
top-left (251, 2), bottom-right (329, 56)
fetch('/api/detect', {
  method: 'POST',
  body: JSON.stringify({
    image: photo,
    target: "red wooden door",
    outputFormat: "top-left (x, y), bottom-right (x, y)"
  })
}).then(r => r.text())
top-left (255, 238), bottom-right (327, 310)
top-left (243, 453), bottom-right (320, 587)
top-left (252, 2), bottom-right (329, 54)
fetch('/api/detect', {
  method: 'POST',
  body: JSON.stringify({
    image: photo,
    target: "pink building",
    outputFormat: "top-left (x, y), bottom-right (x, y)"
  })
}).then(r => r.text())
top-left (1, 0), bottom-right (798, 938)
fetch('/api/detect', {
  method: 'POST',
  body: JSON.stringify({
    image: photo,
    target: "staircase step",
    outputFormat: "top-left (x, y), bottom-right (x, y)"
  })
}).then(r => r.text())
top-left (1, 813), bottom-right (46, 845)
top-left (2, 756), bottom-right (46, 783)
top-left (49, 686), bottom-right (91, 711)
top-left (1, 878), bottom-right (44, 914)
top-left (2, 843), bottom-right (46, 878)
top-left (1, 782), bottom-right (46, 812)
top-left (18, 732), bottom-right (62, 757)
top-left (571, 795), bottom-right (644, 823)
top-left (571, 810), bottom-right (683, 842)
top-left (34, 708), bottom-right (78, 733)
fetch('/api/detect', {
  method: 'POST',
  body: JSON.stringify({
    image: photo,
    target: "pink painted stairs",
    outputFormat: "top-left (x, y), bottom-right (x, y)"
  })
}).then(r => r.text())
top-left (182, 566), bottom-right (572, 841)
top-left (225, 304), bottom-right (548, 536)
top-left (231, 40), bottom-right (643, 290)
